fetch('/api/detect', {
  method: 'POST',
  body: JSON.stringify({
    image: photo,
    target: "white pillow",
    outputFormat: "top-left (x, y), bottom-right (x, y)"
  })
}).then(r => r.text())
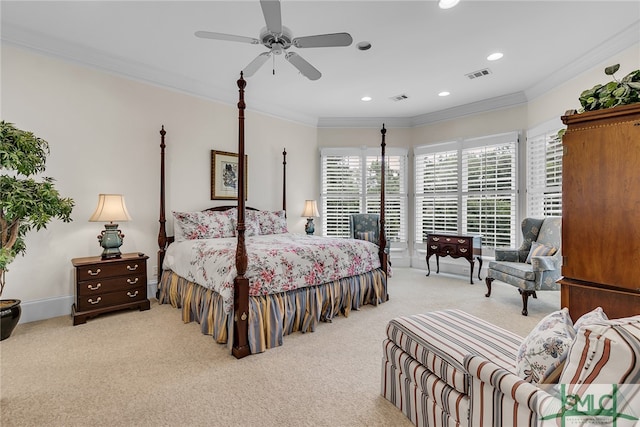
top-left (515, 308), bottom-right (576, 384)
top-left (560, 315), bottom-right (640, 387)
top-left (573, 306), bottom-right (608, 331)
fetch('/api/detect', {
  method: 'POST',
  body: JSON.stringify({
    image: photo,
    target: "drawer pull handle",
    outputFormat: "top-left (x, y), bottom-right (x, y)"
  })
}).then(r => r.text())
top-left (87, 283), bottom-right (102, 291)
top-left (432, 237), bottom-right (439, 241)
top-left (445, 238), bottom-right (451, 241)
top-left (88, 297), bottom-right (102, 305)
top-left (127, 291), bottom-right (139, 298)
top-left (458, 239), bottom-right (467, 244)
top-left (126, 264), bottom-right (139, 271)
top-left (87, 268), bottom-right (101, 276)
top-left (459, 248), bottom-right (468, 253)
top-left (430, 245), bottom-right (438, 250)
top-left (127, 278), bottom-right (139, 285)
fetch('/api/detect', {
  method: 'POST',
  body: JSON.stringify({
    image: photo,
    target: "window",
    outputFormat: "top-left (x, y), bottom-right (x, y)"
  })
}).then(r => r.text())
top-left (415, 132), bottom-right (519, 249)
top-left (320, 147), bottom-right (408, 242)
top-left (527, 119), bottom-right (563, 217)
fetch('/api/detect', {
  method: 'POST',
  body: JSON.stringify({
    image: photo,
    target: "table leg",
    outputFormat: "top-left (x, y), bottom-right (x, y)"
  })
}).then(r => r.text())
top-left (477, 256), bottom-right (483, 280)
top-left (425, 254), bottom-right (432, 276)
top-left (435, 255), bottom-right (440, 274)
top-left (468, 260), bottom-right (474, 284)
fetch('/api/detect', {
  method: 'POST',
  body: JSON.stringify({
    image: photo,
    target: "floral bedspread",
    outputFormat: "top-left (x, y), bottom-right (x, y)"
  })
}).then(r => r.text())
top-left (162, 233), bottom-right (382, 313)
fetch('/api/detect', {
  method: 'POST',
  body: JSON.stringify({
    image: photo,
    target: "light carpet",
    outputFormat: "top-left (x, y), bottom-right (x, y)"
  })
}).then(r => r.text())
top-left (0, 268), bottom-right (560, 427)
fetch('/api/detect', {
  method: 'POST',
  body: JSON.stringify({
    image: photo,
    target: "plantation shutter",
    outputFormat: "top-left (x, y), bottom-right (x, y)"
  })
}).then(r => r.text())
top-left (321, 151), bottom-right (362, 237)
top-left (526, 118), bottom-right (563, 217)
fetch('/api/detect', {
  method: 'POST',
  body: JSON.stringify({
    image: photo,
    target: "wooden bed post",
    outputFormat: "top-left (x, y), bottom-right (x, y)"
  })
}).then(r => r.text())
top-left (379, 124), bottom-right (389, 279)
top-left (232, 73), bottom-right (251, 359)
top-left (157, 125), bottom-right (168, 294)
top-left (282, 148), bottom-right (287, 213)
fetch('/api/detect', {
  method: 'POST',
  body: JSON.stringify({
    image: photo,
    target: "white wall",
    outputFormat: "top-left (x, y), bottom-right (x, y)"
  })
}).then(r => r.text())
top-left (1, 45), bottom-right (317, 322)
top-left (3, 41), bottom-right (638, 322)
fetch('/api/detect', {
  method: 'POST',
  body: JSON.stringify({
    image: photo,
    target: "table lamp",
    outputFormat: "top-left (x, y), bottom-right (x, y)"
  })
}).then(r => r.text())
top-left (89, 194), bottom-right (132, 259)
top-left (301, 200), bottom-right (319, 235)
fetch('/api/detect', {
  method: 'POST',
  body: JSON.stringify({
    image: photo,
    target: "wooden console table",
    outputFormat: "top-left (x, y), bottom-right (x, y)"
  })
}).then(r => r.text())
top-left (426, 233), bottom-right (482, 284)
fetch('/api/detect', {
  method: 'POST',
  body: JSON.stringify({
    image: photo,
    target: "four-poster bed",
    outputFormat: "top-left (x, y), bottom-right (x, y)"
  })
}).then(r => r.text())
top-left (157, 73), bottom-right (389, 358)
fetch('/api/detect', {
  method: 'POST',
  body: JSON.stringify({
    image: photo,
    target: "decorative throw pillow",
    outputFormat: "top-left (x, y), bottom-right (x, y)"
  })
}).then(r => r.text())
top-left (231, 211), bottom-right (260, 237)
top-left (573, 306), bottom-right (608, 332)
top-left (356, 231), bottom-right (377, 244)
top-left (559, 315), bottom-right (640, 387)
top-left (515, 308), bottom-right (576, 384)
top-left (255, 210), bottom-right (288, 235)
top-left (172, 211), bottom-right (235, 240)
top-left (525, 241), bottom-right (557, 264)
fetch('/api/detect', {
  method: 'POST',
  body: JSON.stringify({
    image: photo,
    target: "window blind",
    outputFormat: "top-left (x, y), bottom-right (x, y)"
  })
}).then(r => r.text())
top-left (526, 120), bottom-right (563, 218)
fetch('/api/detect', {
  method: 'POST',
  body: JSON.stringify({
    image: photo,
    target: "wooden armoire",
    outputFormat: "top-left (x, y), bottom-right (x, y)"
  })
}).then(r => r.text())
top-left (559, 103), bottom-right (640, 320)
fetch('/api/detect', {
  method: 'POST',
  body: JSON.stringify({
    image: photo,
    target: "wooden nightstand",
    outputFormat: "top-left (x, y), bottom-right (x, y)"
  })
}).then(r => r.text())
top-left (72, 252), bottom-right (150, 325)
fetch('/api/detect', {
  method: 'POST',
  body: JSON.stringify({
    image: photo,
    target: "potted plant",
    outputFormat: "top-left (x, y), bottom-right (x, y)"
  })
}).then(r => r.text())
top-left (0, 121), bottom-right (74, 340)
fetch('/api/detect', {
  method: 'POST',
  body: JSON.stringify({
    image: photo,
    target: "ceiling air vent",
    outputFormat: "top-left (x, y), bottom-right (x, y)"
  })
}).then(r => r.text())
top-left (465, 68), bottom-right (492, 80)
top-left (390, 94), bottom-right (409, 102)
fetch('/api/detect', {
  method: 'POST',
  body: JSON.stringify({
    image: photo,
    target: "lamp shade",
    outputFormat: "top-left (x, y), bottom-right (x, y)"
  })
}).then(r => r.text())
top-left (89, 194), bottom-right (132, 222)
top-left (301, 200), bottom-right (319, 218)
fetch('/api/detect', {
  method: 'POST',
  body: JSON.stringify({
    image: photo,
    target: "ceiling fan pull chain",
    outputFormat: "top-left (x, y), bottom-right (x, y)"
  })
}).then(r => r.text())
top-left (272, 54), bottom-right (276, 75)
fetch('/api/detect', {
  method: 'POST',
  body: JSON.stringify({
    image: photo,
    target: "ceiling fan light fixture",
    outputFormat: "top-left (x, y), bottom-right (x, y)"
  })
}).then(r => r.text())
top-left (439, 0), bottom-right (460, 9)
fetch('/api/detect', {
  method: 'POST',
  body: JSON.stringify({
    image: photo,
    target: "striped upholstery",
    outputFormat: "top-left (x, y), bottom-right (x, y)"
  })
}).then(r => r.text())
top-left (382, 310), bottom-right (523, 426)
top-left (385, 310), bottom-right (522, 395)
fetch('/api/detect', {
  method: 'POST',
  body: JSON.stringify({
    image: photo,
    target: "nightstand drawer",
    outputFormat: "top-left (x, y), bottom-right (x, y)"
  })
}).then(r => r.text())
top-left (77, 274), bottom-right (145, 296)
top-left (76, 287), bottom-right (147, 312)
top-left (76, 260), bottom-right (146, 281)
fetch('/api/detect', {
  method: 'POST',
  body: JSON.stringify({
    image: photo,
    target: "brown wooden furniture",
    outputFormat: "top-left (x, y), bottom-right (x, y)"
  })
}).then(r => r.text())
top-left (559, 103), bottom-right (640, 320)
top-left (157, 73), bottom-right (389, 359)
top-left (426, 233), bottom-right (482, 284)
top-left (72, 252), bottom-right (150, 325)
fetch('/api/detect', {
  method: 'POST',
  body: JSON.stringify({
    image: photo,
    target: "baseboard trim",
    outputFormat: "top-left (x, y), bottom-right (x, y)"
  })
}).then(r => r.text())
top-left (18, 280), bottom-right (159, 324)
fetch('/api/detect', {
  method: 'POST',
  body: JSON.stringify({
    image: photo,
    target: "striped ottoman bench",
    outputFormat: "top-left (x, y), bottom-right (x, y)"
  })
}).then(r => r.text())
top-left (381, 309), bottom-right (523, 427)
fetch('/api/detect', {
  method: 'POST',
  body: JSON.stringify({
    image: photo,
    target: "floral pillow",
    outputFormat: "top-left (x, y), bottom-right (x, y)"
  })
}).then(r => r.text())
top-left (525, 241), bottom-right (557, 264)
top-left (573, 306), bottom-right (608, 331)
top-left (231, 210), bottom-right (260, 236)
top-left (172, 210), bottom-right (235, 240)
top-left (254, 210), bottom-right (288, 235)
top-left (515, 308), bottom-right (576, 384)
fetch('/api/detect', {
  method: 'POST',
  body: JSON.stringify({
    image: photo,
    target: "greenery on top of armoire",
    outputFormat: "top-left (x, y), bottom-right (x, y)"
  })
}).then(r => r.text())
top-left (578, 64), bottom-right (640, 112)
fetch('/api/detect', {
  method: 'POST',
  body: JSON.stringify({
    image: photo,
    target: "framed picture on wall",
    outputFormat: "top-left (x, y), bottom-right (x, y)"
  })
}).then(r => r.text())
top-left (211, 150), bottom-right (248, 200)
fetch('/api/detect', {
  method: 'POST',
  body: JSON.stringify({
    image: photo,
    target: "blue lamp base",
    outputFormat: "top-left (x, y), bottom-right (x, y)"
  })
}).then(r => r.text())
top-left (305, 218), bottom-right (315, 235)
top-left (98, 223), bottom-right (125, 259)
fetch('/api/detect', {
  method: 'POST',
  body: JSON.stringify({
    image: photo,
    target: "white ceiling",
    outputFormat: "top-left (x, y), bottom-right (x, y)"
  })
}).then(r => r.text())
top-left (2, 1), bottom-right (639, 127)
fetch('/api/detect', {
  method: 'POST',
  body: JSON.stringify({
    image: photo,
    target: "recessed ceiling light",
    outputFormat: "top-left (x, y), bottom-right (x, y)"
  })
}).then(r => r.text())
top-left (357, 42), bottom-right (372, 51)
top-left (361, 96), bottom-right (372, 102)
top-left (439, 0), bottom-right (460, 9)
top-left (487, 52), bottom-right (504, 61)
top-left (438, 91), bottom-right (450, 97)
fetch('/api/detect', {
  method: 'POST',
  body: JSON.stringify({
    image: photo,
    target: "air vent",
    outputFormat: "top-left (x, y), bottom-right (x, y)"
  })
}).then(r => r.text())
top-left (390, 94), bottom-right (409, 102)
top-left (465, 68), bottom-right (492, 80)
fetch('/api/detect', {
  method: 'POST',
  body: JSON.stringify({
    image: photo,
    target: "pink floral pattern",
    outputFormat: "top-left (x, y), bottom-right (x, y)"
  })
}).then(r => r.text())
top-left (173, 210), bottom-right (235, 240)
top-left (163, 233), bottom-right (381, 313)
top-left (254, 210), bottom-right (288, 235)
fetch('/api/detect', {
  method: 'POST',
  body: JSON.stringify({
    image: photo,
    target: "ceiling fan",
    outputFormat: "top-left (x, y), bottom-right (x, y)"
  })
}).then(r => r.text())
top-left (195, 0), bottom-right (353, 81)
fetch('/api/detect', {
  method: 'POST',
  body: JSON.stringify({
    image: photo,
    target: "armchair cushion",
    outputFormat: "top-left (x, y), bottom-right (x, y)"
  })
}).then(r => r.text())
top-left (525, 241), bottom-right (557, 264)
top-left (488, 261), bottom-right (536, 281)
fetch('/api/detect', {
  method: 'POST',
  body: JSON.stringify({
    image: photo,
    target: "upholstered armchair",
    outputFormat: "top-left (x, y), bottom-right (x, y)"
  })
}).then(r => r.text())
top-left (349, 213), bottom-right (381, 243)
top-left (485, 217), bottom-right (562, 316)
top-left (349, 213), bottom-right (392, 254)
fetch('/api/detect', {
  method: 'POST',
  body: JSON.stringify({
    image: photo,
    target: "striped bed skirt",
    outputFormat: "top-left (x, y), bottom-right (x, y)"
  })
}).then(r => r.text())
top-left (158, 268), bottom-right (387, 354)
top-left (381, 309), bottom-right (525, 427)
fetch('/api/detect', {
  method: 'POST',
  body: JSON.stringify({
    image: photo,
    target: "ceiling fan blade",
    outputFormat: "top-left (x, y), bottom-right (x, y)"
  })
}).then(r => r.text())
top-left (195, 31), bottom-right (259, 45)
top-left (260, 0), bottom-right (282, 35)
top-left (292, 32), bottom-right (353, 48)
top-left (285, 52), bottom-right (321, 81)
top-left (243, 52), bottom-right (272, 77)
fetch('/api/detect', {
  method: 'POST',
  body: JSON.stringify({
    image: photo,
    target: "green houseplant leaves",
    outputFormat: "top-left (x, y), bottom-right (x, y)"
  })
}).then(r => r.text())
top-left (0, 121), bottom-right (75, 296)
top-left (578, 65), bottom-right (640, 112)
